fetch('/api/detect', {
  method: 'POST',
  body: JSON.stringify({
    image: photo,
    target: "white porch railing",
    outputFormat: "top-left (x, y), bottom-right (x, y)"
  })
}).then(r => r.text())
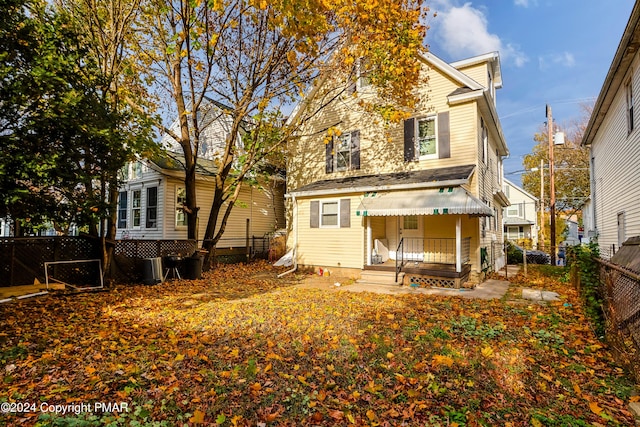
top-left (399, 237), bottom-right (471, 264)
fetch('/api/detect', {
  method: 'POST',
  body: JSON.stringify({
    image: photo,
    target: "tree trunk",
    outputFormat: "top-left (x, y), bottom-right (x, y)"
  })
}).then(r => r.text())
top-left (102, 184), bottom-right (119, 282)
top-left (201, 189), bottom-right (226, 270)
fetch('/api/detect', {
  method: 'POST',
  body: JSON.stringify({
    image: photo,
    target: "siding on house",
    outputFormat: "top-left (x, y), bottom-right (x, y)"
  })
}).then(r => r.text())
top-left (590, 55), bottom-right (640, 249)
top-left (288, 63), bottom-right (481, 195)
top-left (287, 51), bottom-right (509, 277)
top-left (120, 164), bottom-right (285, 244)
top-left (583, 3), bottom-right (640, 252)
top-left (452, 62), bottom-right (489, 88)
top-left (296, 195), bottom-right (365, 268)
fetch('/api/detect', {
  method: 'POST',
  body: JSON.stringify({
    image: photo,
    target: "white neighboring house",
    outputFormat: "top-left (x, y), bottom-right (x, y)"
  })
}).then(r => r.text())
top-left (582, 2), bottom-right (640, 254)
top-left (502, 179), bottom-right (539, 248)
top-left (117, 99), bottom-right (285, 245)
top-left (116, 153), bottom-right (285, 245)
top-left (0, 217), bottom-right (11, 236)
top-left (160, 98), bottom-right (243, 161)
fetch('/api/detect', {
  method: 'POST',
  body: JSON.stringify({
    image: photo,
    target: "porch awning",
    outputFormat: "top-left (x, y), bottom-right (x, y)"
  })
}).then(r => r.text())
top-left (356, 187), bottom-right (493, 217)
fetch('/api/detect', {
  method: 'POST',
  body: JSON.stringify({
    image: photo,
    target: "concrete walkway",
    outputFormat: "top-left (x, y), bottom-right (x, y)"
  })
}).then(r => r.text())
top-left (296, 265), bottom-right (520, 300)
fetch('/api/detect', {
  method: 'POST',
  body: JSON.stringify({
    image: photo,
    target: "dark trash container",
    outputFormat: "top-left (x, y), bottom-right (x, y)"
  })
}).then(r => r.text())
top-left (184, 253), bottom-right (203, 280)
top-left (142, 257), bottom-right (163, 285)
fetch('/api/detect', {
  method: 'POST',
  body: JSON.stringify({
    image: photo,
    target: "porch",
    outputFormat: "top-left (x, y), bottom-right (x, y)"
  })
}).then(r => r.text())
top-left (364, 237), bottom-right (472, 288)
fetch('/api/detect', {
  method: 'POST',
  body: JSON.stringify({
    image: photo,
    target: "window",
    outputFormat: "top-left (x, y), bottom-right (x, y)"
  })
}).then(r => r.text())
top-left (626, 79), bottom-right (634, 133)
top-left (507, 226), bottom-right (524, 240)
top-left (310, 199), bottom-right (350, 228)
top-left (506, 203), bottom-right (522, 217)
top-left (417, 117), bottom-right (436, 158)
top-left (146, 187), bottom-right (158, 229)
top-left (404, 112), bottom-right (450, 162)
top-left (176, 187), bottom-right (187, 227)
top-left (326, 130), bottom-right (360, 173)
top-left (119, 166), bottom-right (129, 181)
top-left (131, 189), bottom-right (141, 227)
top-left (336, 133), bottom-right (351, 171)
top-left (618, 212), bottom-right (626, 247)
top-left (357, 57), bottom-right (371, 89)
top-left (403, 216), bottom-right (418, 230)
top-left (321, 201), bottom-right (339, 227)
top-left (117, 191), bottom-right (127, 229)
top-left (132, 162), bottom-right (143, 179)
top-left (481, 118), bottom-right (488, 164)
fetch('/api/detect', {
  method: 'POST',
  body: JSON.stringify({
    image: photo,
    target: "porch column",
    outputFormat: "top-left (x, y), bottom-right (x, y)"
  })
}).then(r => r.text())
top-left (366, 216), bottom-right (372, 266)
top-left (456, 216), bottom-right (462, 273)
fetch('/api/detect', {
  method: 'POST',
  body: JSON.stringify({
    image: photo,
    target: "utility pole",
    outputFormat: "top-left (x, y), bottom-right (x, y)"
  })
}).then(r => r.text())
top-left (539, 158), bottom-right (544, 251)
top-left (546, 104), bottom-right (556, 266)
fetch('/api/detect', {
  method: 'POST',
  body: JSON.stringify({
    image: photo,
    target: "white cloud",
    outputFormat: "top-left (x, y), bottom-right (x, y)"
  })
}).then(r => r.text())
top-left (514, 0), bottom-right (537, 7)
top-left (538, 52), bottom-right (576, 70)
top-left (430, 2), bottom-right (528, 67)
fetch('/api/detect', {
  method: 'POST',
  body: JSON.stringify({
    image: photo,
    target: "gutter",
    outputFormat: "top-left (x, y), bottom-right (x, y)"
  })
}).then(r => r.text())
top-left (288, 178), bottom-right (471, 199)
top-left (277, 194), bottom-right (298, 277)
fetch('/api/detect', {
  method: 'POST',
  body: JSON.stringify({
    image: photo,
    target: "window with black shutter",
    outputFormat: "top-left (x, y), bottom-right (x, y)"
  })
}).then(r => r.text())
top-left (326, 130), bottom-right (360, 173)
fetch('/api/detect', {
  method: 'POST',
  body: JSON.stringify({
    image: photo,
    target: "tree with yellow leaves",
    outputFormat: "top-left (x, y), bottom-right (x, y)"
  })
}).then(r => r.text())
top-left (133, 0), bottom-right (429, 268)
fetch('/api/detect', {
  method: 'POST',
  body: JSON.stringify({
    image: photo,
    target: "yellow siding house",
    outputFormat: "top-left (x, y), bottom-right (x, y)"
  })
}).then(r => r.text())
top-left (286, 51), bottom-right (510, 287)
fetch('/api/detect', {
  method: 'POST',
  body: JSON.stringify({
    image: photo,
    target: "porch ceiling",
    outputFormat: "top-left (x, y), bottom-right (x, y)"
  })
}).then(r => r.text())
top-left (356, 187), bottom-right (493, 217)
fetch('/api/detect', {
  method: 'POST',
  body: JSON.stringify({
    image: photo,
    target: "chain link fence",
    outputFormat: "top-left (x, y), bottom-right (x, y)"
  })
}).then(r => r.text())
top-left (595, 257), bottom-right (640, 383)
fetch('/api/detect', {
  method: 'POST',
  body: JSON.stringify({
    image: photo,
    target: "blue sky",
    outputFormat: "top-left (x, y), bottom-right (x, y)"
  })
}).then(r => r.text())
top-left (423, 0), bottom-right (635, 185)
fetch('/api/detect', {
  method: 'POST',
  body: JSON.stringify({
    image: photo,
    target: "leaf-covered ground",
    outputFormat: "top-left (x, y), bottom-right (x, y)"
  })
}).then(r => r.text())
top-left (0, 261), bottom-right (636, 426)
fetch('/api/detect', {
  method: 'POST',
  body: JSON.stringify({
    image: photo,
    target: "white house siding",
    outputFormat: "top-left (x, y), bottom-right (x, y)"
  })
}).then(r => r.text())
top-left (503, 180), bottom-right (538, 247)
top-left (160, 105), bottom-right (236, 161)
top-left (591, 56), bottom-right (640, 250)
top-left (117, 164), bottom-right (166, 240)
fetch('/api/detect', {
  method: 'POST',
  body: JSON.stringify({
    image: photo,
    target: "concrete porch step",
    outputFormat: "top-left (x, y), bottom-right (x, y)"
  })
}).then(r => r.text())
top-left (358, 270), bottom-right (404, 286)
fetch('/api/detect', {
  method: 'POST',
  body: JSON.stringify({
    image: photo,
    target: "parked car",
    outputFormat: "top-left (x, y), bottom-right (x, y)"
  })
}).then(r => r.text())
top-left (508, 242), bottom-right (550, 264)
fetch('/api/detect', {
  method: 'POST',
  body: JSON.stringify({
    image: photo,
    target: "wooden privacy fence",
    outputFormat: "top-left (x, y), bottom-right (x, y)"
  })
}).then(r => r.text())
top-left (595, 257), bottom-right (640, 383)
top-left (0, 237), bottom-right (101, 287)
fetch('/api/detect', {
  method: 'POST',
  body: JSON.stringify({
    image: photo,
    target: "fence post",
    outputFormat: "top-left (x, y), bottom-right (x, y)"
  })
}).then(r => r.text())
top-left (246, 218), bottom-right (250, 262)
top-left (571, 262), bottom-right (579, 291)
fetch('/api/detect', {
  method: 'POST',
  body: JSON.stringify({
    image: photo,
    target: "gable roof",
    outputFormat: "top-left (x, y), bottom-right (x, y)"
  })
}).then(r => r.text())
top-left (289, 164), bottom-right (476, 197)
top-left (504, 178), bottom-right (538, 202)
top-left (450, 51), bottom-right (502, 89)
top-left (582, 2), bottom-right (640, 146)
top-left (419, 52), bottom-right (485, 91)
top-left (146, 151), bottom-right (218, 178)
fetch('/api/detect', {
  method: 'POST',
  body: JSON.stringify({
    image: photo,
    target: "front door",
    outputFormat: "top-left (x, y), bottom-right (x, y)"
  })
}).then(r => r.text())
top-left (400, 215), bottom-right (423, 261)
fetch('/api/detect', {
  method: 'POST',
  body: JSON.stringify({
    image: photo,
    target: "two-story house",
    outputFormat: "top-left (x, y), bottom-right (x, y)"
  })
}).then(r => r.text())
top-left (503, 179), bottom-right (539, 248)
top-left (286, 51), bottom-right (509, 287)
top-left (582, 1), bottom-right (640, 256)
top-left (117, 100), bottom-right (285, 249)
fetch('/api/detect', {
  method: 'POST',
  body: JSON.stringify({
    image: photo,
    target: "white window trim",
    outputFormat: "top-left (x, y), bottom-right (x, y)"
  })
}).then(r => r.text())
top-left (335, 132), bottom-right (352, 172)
top-left (145, 186), bottom-right (158, 229)
top-left (417, 115), bottom-right (438, 160)
top-left (356, 58), bottom-right (371, 91)
top-left (626, 76), bottom-right (634, 134)
top-left (117, 191), bottom-right (128, 229)
top-left (131, 188), bottom-right (142, 229)
top-left (320, 200), bottom-right (340, 228)
top-left (175, 185), bottom-right (187, 229)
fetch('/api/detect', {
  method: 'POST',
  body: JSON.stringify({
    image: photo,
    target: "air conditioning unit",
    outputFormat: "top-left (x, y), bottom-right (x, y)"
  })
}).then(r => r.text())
top-left (142, 257), bottom-right (163, 285)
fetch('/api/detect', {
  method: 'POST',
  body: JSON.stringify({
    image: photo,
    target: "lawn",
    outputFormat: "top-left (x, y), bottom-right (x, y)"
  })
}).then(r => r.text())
top-left (0, 261), bottom-right (636, 426)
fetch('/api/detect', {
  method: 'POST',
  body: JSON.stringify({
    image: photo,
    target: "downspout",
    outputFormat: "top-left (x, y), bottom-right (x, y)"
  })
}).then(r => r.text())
top-left (278, 194), bottom-right (298, 277)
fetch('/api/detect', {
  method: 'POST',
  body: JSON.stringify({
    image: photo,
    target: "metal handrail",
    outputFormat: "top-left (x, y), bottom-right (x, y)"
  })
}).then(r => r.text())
top-left (395, 237), bottom-right (404, 282)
